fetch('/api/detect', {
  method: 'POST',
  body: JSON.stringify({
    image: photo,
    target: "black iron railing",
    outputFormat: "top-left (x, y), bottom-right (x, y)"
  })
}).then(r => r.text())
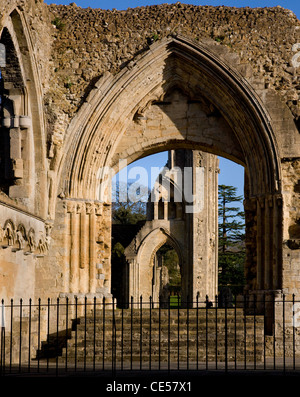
top-left (1, 293), bottom-right (300, 376)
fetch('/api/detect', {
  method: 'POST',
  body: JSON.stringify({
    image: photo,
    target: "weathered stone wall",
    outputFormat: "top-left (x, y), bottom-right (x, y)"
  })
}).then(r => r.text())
top-left (43, 3), bottom-right (300, 305)
top-left (45, 3), bottom-right (300, 137)
top-left (0, 1), bottom-right (300, 307)
top-left (1, 2), bottom-right (299, 171)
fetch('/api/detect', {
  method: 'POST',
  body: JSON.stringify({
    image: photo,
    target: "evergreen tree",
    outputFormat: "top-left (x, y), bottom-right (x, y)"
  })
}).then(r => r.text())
top-left (218, 184), bottom-right (246, 295)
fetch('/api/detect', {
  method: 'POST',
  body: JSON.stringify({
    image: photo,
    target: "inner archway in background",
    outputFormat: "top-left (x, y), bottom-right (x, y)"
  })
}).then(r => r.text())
top-left (111, 150), bottom-right (246, 306)
top-left (112, 148), bottom-right (219, 306)
top-left (155, 243), bottom-right (181, 307)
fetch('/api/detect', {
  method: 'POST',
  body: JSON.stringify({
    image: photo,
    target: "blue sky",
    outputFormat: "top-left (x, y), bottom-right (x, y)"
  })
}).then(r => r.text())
top-left (45, 0), bottom-right (300, 199)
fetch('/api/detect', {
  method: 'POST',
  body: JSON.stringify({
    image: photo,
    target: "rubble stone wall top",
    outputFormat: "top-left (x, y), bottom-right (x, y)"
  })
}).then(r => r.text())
top-left (2, 2), bottom-right (300, 140)
top-left (45, 3), bottom-right (300, 123)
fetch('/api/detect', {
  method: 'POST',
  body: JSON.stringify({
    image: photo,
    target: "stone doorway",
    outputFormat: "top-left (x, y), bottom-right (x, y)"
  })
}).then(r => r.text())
top-left (121, 149), bottom-right (219, 306)
top-left (153, 243), bottom-right (181, 307)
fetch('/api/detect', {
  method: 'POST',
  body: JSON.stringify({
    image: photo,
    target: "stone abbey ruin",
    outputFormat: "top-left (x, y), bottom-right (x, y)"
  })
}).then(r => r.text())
top-left (0, 0), bottom-right (300, 367)
top-left (120, 149), bottom-right (219, 305)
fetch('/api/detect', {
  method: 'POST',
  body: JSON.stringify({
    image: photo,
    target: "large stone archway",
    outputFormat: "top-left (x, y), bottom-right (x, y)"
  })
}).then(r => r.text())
top-left (122, 148), bottom-right (219, 305)
top-left (53, 34), bottom-right (296, 303)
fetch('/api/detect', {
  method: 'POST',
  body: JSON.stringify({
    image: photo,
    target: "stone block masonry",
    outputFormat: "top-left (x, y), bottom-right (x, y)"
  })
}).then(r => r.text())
top-left (45, 3), bottom-right (300, 132)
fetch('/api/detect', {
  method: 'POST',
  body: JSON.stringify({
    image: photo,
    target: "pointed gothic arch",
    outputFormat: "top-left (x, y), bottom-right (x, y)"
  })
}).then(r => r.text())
top-left (54, 34), bottom-right (300, 300)
top-left (58, 35), bottom-right (283, 201)
top-left (0, 8), bottom-right (47, 217)
top-left (124, 226), bottom-right (184, 302)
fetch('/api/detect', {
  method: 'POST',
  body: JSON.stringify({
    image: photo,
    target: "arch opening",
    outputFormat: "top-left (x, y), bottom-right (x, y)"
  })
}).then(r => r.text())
top-left (110, 149), bottom-right (246, 307)
top-left (111, 148), bottom-right (219, 306)
top-left (62, 37), bottom-right (281, 202)
top-left (154, 244), bottom-right (181, 307)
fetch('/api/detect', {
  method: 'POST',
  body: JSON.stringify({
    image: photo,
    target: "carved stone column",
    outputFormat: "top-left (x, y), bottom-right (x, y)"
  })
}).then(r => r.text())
top-left (79, 203), bottom-right (88, 270)
top-left (129, 259), bottom-right (139, 303)
top-left (163, 201), bottom-right (168, 220)
top-left (66, 200), bottom-right (106, 296)
top-left (272, 194), bottom-right (283, 291)
top-left (86, 202), bottom-right (96, 293)
top-left (67, 201), bottom-right (80, 293)
top-left (9, 127), bottom-right (23, 179)
top-left (154, 202), bottom-right (158, 220)
top-left (244, 193), bottom-right (283, 293)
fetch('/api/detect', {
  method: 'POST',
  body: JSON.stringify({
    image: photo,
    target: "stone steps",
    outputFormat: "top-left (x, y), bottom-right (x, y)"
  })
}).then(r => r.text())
top-left (48, 308), bottom-right (265, 364)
